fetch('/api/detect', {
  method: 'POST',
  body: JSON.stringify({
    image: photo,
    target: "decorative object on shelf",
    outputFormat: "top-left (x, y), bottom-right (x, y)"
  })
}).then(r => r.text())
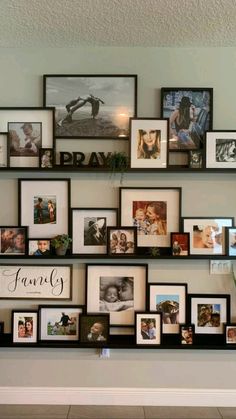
top-left (161, 87), bottom-right (213, 151)
top-left (205, 130), bottom-right (236, 169)
top-left (0, 226), bottom-right (27, 256)
top-left (225, 324), bottom-right (236, 344)
top-left (188, 150), bottom-right (203, 169)
top-left (180, 324), bottom-right (195, 345)
top-left (39, 148), bottom-right (54, 169)
top-left (12, 310), bottom-right (38, 344)
top-left (171, 232), bottom-right (190, 256)
top-left (107, 226), bottom-right (137, 256)
top-left (226, 227), bottom-right (236, 257)
top-left (130, 118), bottom-right (168, 169)
top-left (107, 151), bottom-right (129, 184)
top-left (86, 264), bottom-right (147, 326)
top-left (51, 234), bottom-right (72, 256)
top-left (0, 132), bottom-right (8, 168)
top-left (148, 282), bottom-right (187, 334)
top-left (79, 314), bottom-right (110, 345)
top-left (147, 247), bottom-right (160, 257)
top-left (38, 305), bottom-right (84, 342)
top-left (183, 217), bottom-right (234, 256)
top-left (28, 239), bottom-right (51, 256)
top-left (58, 151), bottom-right (112, 168)
top-left (135, 312), bottom-right (162, 346)
top-left (43, 74), bottom-right (137, 139)
top-left (0, 321), bottom-right (4, 335)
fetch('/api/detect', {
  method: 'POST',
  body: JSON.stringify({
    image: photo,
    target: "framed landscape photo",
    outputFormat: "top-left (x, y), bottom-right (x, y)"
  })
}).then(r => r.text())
top-left (161, 88), bottom-right (213, 151)
top-left (19, 178), bottom-right (70, 238)
top-left (107, 226), bottom-right (137, 256)
top-left (0, 132), bottom-right (8, 168)
top-left (86, 264), bottom-right (147, 326)
top-left (120, 187), bottom-right (181, 248)
top-left (39, 305), bottom-right (84, 341)
top-left (135, 312), bottom-right (162, 346)
top-left (0, 227), bottom-right (27, 256)
top-left (180, 324), bottom-right (195, 345)
top-left (28, 239), bottom-right (51, 256)
top-left (171, 232), bottom-right (190, 256)
top-left (225, 324), bottom-right (236, 344)
top-left (226, 227), bottom-right (236, 256)
top-left (43, 74), bottom-right (137, 139)
top-left (71, 208), bottom-right (118, 255)
top-left (183, 217), bottom-right (234, 255)
top-left (130, 118), bottom-right (168, 169)
top-left (39, 148), bottom-right (54, 169)
top-left (148, 283), bottom-right (187, 334)
top-left (12, 310), bottom-right (38, 343)
top-left (206, 131), bottom-right (236, 169)
top-left (79, 314), bottom-right (109, 345)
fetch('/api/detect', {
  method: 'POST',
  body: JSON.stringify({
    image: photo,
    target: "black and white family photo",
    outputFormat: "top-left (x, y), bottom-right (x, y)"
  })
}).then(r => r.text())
top-left (9, 122), bottom-right (42, 157)
top-left (109, 228), bottom-right (135, 254)
top-left (99, 276), bottom-right (134, 312)
top-left (84, 217), bottom-right (106, 246)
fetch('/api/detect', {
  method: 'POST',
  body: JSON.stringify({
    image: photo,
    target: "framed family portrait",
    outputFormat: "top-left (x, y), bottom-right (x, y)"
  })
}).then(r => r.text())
top-left (12, 310), bottom-right (38, 343)
top-left (183, 217), bottom-right (234, 255)
top-left (206, 131), bottom-right (236, 169)
top-left (171, 233), bottom-right (190, 256)
top-left (135, 312), bottom-right (162, 346)
top-left (71, 208), bottom-right (118, 255)
top-left (107, 227), bottom-right (137, 256)
top-left (161, 88), bottom-right (213, 151)
top-left (19, 178), bottom-right (70, 238)
top-left (0, 227), bottom-right (27, 256)
top-left (0, 132), bottom-right (8, 168)
top-left (225, 324), bottom-right (236, 344)
top-left (79, 314), bottom-right (109, 345)
top-left (148, 283), bottom-right (187, 334)
top-left (226, 227), bottom-right (236, 256)
top-left (129, 118), bottom-right (168, 169)
top-left (43, 74), bottom-right (137, 139)
top-left (28, 239), bottom-right (51, 256)
top-left (86, 264), bottom-right (147, 326)
top-left (120, 187), bottom-right (181, 248)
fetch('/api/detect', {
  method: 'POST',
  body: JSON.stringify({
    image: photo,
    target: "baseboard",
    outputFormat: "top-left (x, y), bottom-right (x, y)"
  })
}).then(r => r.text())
top-left (0, 387), bottom-right (236, 406)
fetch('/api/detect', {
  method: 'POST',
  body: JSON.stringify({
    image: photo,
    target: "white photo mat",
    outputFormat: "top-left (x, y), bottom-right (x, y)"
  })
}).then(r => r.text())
top-left (136, 313), bottom-right (161, 345)
top-left (206, 131), bottom-right (236, 169)
top-left (39, 306), bottom-right (83, 341)
top-left (191, 296), bottom-right (228, 334)
top-left (13, 311), bottom-right (38, 343)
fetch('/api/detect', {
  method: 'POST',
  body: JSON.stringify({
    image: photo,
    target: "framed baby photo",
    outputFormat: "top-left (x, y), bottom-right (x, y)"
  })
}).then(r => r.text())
top-left (206, 131), bottom-right (236, 169)
top-left (12, 310), bottom-right (38, 344)
top-left (171, 232), bottom-right (190, 256)
top-left (107, 227), bottom-right (137, 256)
top-left (38, 305), bottom-right (84, 342)
top-left (225, 324), bottom-right (236, 344)
top-left (86, 264), bottom-right (147, 326)
top-left (71, 208), bottom-right (118, 255)
top-left (148, 283), bottom-right (187, 334)
top-left (120, 187), bottom-right (181, 248)
top-left (188, 150), bottom-right (203, 169)
top-left (28, 239), bottom-right (51, 256)
top-left (129, 118), bottom-right (168, 169)
top-left (226, 227), bottom-right (236, 256)
top-left (39, 148), bottom-right (54, 169)
top-left (0, 132), bottom-right (8, 168)
top-left (19, 178), bottom-right (70, 238)
top-left (135, 312), bottom-right (162, 346)
top-left (179, 324), bottom-right (195, 345)
top-left (0, 226), bottom-right (27, 256)
top-left (183, 217), bottom-right (234, 256)
top-left (161, 88), bottom-right (213, 151)
top-left (79, 314), bottom-right (110, 345)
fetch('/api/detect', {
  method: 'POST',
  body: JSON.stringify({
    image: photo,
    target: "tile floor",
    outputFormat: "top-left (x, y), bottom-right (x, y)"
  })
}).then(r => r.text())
top-left (0, 406), bottom-right (236, 419)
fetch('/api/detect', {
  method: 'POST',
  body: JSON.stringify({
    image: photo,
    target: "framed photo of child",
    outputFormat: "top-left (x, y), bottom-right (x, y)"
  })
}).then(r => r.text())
top-left (39, 148), bottom-right (54, 169)
top-left (12, 310), bottom-right (38, 344)
top-left (107, 227), bottom-right (137, 256)
top-left (179, 324), bottom-right (195, 345)
top-left (171, 232), bottom-right (190, 256)
top-left (28, 239), bottom-right (51, 256)
top-left (135, 312), bottom-right (162, 346)
top-left (225, 324), bottom-right (236, 344)
top-left (79, 314), bottom-right (109, 345)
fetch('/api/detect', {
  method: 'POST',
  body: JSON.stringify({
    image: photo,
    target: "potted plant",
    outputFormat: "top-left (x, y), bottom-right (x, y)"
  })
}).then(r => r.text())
top-left (107, 151), bottom-right (129, 184)
top-left (51, 234), bottom-right (72, 256)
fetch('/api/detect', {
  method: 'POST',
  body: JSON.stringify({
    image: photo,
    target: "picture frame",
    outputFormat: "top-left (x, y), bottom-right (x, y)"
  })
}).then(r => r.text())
top-left (0, 321), bottom-right (4, 334)
top-left (171, 232), bottom-right (190, 256)
top-left (161, 88), bottom-right (213, 151)
top-left (188, 150), bottom-right (203, 169)
top-left (0, 226), bottom-right (27, 256)
top-left (0, 132), bottom-right (8, 168)
top-left (79, 314), bottom-right (110, 345)
top-left (206, 131), bottom-right (236, 169)
top-left (86, 264), bottom-right (147, 326)
top-left (120, 187), bottom-right (181, 248)
top-left (129, 118), bottom-right (168, 169)
top-left (12, 310), bottom-right (38, 343)
top-left (43, 74), bottom-right (137, 139)
top-left (38, 305), bottom-right (84, 342)
top-left (71, 208), bottom-right (118, 255)
top-left (135, 312), bottom-right (162, 346)
top-left (188, 294), bottom-right (230, 335)
top-left (183, 217), bottom-right (234, 255)
top-left (28, 239), bottom-right (51, 256)
top-left (179, 324), bottom-right (195, 345)
top-left (8, 122), bottom-right (42, 168)
top-left (225, 324), bottom-right (236, 344)
top-left (226, 227), bottom-right (236, 256)
top-left (107, 226), bottom-right (137, 256)
top-left (148, 283), bottom-right (187, 334)
top-left (19, 178), bottom-right (70, 238)
top-left (39, 148), bottom-right (54, 169)
top-left (0, 264), bottom-right (72, 300)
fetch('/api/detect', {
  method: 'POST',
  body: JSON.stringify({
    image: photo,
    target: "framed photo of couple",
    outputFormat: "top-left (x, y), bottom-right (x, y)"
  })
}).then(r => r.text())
top-left (135, 312), bottom-right (162, 346)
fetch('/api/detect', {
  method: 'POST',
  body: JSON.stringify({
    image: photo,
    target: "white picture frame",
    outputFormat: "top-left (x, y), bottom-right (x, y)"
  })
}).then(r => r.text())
top-left (206, 131), bottom-right (236, 169)
top-left (12, 311), bottom-right (38, 343)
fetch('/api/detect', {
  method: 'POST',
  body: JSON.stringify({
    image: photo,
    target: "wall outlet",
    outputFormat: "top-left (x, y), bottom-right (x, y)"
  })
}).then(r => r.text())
top-left (210, 260), bottom-right (232, 275)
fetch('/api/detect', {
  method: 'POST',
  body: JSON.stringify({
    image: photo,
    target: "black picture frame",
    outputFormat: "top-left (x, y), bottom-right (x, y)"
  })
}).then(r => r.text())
top-left (225, 323), bottom-right (236, 344)
top-left (39, 148), bottom-right (54, 169)
top-left (135, 311), bottom-right (162, 347)
top-left (226, 227), bottom-right (236, 257)
top-left (170, 232), bottom-right (190, 257)
top-left (0, 132), bottom-right (8, 168)
top-left (107, 226), bottom-right (137, 256)
top-left (0, 226), bottom-right (28, 256)
top-left (28, 238), bottom-right (51, 256)
top-left (188, 150), bottom-right (203, 169)
top-left (179, 323), bottom-right (195, 345)
top-left (79, 313), bottom-right (110, 345)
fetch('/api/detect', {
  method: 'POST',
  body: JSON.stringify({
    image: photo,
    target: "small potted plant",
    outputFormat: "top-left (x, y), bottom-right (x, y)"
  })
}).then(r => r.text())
top-left (107, 151), bottom-right (129, 184)
top-left (51, 234), bottom-right (72, 256)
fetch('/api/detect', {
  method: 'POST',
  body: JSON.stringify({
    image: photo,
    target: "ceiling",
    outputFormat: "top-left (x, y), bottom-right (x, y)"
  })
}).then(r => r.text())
top-left (1, 0), bottom-right (236, 48)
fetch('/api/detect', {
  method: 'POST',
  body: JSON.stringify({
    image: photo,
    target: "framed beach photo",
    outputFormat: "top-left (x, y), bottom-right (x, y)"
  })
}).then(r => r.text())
top-left (135, 312), bottom-right (162, 346)
top-left (180, 324), bottom-right (195, 345)
top-left (71, 208), bottom-right (118, 255)
top-left (183, 217), bottom-right (234, 255)
top-left (12, 310), bottom-right (38, 344)
top-left (0, 227), bottom-right (27, 256)
top-left (206, 131), bottom-right (236, 169)
top-left (226, 227), bottom-right (236, 256)
top-left (43, 74), bottom-right (137, 139)
top-left (148, 283), bottom-right (187, 334)
top-left (225, 324), bottom-right (236, 344)
top-left (19, 178), bottom-right (70, 238)
top-left (86, 264), bottom-right (147, 326)
top-left (39, 148), bottom-right (54, 169)
top-left (130, 118), bottom-right (168, 169)
top-left (0, 132), bottom-right (8, 168)
top-left (171, 233), bottom-right (190, 256)
top-left (161, 88), bottom-right (213, 151)
top-left (120, 187), bottom-right (181, 248)
top-left (107, 227), bottom-right (137, 256)
top-left (79, 314), bottom-right (110, 345)
top-left (28, 239), bottom-right (51, 256)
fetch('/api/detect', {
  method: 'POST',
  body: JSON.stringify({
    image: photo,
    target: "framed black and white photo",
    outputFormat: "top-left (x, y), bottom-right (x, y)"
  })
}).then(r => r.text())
top-left (0, 132), bottom-right (8, 168)
top-left (148, 283), bottom-right (187, 334)
top-left (183, 217), bottom-right (234, 255)
top-left (43, 74), bottom-right (137, 139)
top-left (39, 305), bottom-right (84, 342)
top-left (226, 227), bottom-right (236, 256)
top-left (130, 118), bottom-right (168, 169)
top-left (86, 264), bottom-right (147, 326)
top-left (71, 208), bottom-right (118, 255)
top-left (225, 324), bottom-right (236, 344)
top-left (135, 312), bottom-right (162, 346)
top-left (0, 227), bottom-right (27, 256)
top-left (206, 131), bottom-right (236, 169)
top-left (0, 264), bottom-right (72, 300)
top-left (19, 178), bottom-right (70, 238)
top-left (171, 232), bottom-right (190, 256)
top-left (28, 239), bottom-right (51, 256)
top-left (107, 227), bottom-right (137, 256)
top-left (161, 88), bottom-right (213, 151)
top-left (120, 187), bottom-right (181, 248)
top-left (189, 150), bottom-right (203, 169)
top-left (79, 314), bottom-right (110, 345)
top-left (39, 148), bottom-right (54, 169)
top-left (12, 310), bottom-right (38, 343)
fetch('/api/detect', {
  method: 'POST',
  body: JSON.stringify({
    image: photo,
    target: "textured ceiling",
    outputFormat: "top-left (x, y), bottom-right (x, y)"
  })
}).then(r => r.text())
top-left (0, 0), bottom-right (236, 47)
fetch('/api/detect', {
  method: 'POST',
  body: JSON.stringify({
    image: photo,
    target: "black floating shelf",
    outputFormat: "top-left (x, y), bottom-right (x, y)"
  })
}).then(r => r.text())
top-left (0, 254), bottom-right (234, 260)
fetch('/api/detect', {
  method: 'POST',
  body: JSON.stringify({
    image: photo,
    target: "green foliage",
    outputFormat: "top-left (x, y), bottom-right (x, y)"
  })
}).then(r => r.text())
top-left (107, 152), bottom-right (129, 184)
top-left (51, 234), bottom-right (72, 249)
top-left (148, 247), bottom-right (160, 257)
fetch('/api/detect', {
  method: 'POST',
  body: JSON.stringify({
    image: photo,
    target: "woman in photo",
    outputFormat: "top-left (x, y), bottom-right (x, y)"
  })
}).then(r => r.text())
top-left (169, 96), bottom-right (196, 149)
top-left (137, 129), bottom-right (160, 159)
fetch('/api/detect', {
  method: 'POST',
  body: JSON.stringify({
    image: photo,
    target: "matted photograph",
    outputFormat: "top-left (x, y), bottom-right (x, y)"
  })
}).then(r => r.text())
top-left (189, 150), bottom-right (203, 169)
top-left (28, 239), bottom-right (51, 256)
top-left (120, 187), bottom-right (181, 248)
top-left (39, 148), bottom-right (54, 168)
top-left (12, 311), bottom-right (38, 343)
top-left (171, 233), bottom-right (190, 256)
top-left (227, 227), bottom-right (236, 256)
top-left (43, 74), bottom-right (137, 139)
top-left (71, 208), bottom-right (118, 255)
top-left (206, 131), bottom-right (236, 169)
top-left (8, 122), bottom-right (42, 160)
top-left (39, 305), bottom-right (84, 341)
top-left (0, 132), bottom-right (7, 168)
top-left (19, 179), bottom-right (70, 238)
top-left (161, 88), bottom-right (213, 151)
top-left (79, 314), bottom-right (109, 344)
top-left (107, 227), bottom-right (137, 255)
top-left (148, 283), bottom-right (187, 334)
top-left (135, 312), bottom-right (162, 346)
top-left (86, 264), bottom-right (147, 326)
top-left (0, 227), bottom-right (27, 256)
top-left (130, 118), bottom-right (168, 169)
top-left (225, 324), bottom-right (236, 344)
top-left (180, 324), bottom-right (194, 345)
top-left (183, 217), bottom-right (234, 255)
